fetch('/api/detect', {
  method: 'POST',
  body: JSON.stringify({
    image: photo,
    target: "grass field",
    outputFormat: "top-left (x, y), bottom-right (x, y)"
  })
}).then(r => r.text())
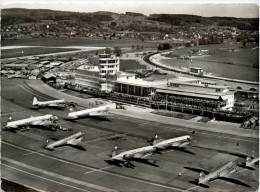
top-left (2, 37), bottom-right (160, 48)
top-left (1, 47), bottom-right (80, 59)
top-left (162, 42), bottom-right (259, 82)
top-left (167, 42), bottom-right (259, 68)
top-left (120, 59), bottom-right (147, 71)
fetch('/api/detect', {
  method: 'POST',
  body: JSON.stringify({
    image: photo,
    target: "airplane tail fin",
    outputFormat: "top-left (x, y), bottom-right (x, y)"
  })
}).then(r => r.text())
top-left (32, 97), bottom-right (38, 106)
top-left (7, 115), bottom-right (14, 122)
top-left (111, 145), bottom-right (118, 157)
top-left (198, 171), bottom-right (205, 183)
top-left (152, 134), bottom-right (161, 145)
top-left (69, 107), bottom-right (75, 112)
top-left (245, 156), bottom-right (252, 167)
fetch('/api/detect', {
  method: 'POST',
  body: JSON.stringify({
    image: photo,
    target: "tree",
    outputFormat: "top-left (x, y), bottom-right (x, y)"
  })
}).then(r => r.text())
top-left (158, 43), bottom-right (172, 50)
top-left (105, 47), bottom-right (111, 54)
top-left (114, 46), bottom-right (122, 57)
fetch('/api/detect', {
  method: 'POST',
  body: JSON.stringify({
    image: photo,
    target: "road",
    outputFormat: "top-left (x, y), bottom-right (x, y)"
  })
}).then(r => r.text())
top-left (1, 78), bottom-right (259, 192)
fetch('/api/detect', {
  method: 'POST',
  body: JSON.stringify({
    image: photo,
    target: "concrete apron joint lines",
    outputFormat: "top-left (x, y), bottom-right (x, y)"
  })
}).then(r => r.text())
top-left (2, 156), bottom-right (117, 192)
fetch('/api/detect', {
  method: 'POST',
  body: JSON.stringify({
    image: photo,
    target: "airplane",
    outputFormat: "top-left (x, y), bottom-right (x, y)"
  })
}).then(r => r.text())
top-left (245, 156), bottom-right (259, 169)
top-left (107, 144), bottom-right (158, 168)
top-left (150, 135), bottom-right (192, 150)
top-left (4, 114), bottom-right (59, 132)
top-left (32, 97), bottom-right (66, 109)
top-left (198, 161), bottom-right (238, 186)
top-left (186, 161), bottom-right (250, 188)
top-left (65, 105), bottom-right (109, 120)
top-left (44, 131), bottom-right (85, 151)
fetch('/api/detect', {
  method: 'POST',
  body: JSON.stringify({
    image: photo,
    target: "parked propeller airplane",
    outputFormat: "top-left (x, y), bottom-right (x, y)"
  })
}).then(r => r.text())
top-left (186, 161), bottom-right (251, 188)
top-left (44, 131), bottom-right (85, 151)
top-left (106, 145), bottom-right (158, 168)
top-left (4, 114), bottom-right (59, 132)
top-left (198, 161), bottom-right (238, 186)
top-left (245, 156), bottom-right (259, 169)
top-left (150, 135), bottom-right (192, 150)
top-left (65, 105), bottom-right (109, 120)
top-left (32, 97), bottom-right (67, 109)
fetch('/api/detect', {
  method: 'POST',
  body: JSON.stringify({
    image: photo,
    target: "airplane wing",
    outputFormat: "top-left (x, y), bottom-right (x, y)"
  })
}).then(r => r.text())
top-left (66, 137), bottom-right (85, 151)
top-left (89, 111), bottom-right (107, 116)
top-left (154, 146), bottom-right (166, 150)
top-left (133, 152), bottom-right (154, 159)
top-left (171, 142), bottom-right (182, 147)
top-left (66, 138), bottom-right (83, 145)
top-left (152, 139), bottom-right (165, 145)
top-left (141, 152), bottom-right (154, 159)
top-left (48, 103), bottom-right (65, 108)
top-left (184, 166), bottom-right (210, 174)
top-left (31, 120), bottom-right (48, 126)
top-left (217, 177), bottom-right (251, 188)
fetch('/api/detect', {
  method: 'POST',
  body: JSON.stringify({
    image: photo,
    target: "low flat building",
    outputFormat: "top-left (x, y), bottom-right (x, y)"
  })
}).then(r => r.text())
top-left (112, 78), bottom-right (234, 110)
top-left (156, 80), bottom-right (234, 109)
top-left (113, 78), bottom-right (166, 97)
top-left (190, 67), bottom-right (204, 74)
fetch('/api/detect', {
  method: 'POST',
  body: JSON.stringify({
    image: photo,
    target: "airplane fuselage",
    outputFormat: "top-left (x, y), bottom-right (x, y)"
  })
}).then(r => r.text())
top-left (153, 135), bottom-right (191, 149)
top-left (45, 132), bottom-right (84, 150)
top-left (34, 100), bottom-right (65, 107)
top-left (67, 106), bottom-right (109, 119)
top-left (6, 114), bottom-right (58, 129)
top-left (112, 145), bottom-right (155, 161)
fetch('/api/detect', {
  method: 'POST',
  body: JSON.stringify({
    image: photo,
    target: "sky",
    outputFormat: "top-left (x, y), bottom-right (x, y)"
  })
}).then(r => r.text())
top-left (1, 0), bottom-right (259, 18)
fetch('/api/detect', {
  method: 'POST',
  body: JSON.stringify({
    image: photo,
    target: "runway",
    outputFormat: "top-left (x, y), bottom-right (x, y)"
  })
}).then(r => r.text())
top-left (1, 78), bottom-right (259, 191)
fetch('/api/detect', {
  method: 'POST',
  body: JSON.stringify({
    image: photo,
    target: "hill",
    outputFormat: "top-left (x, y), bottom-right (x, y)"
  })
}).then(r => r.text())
top-left (2, 8), bottom-right (114, 26)
top-left (149, 14), bottom-right (258, 30)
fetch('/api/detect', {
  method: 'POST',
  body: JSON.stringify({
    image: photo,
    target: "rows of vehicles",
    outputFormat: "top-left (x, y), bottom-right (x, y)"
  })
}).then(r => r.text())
top-left (4, 96), bottom-right (259, 189)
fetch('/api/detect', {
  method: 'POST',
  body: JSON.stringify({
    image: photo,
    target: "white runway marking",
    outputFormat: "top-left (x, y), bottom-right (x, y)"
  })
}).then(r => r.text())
top-left (3, 141), bottom-right (184, 191)
top-left (2, 164), bottom-right (91, 192)
top-left (84, 165), bottom-right (115, 174)
top-left (2, 156), bottom-right (116, 192)
top-left (23, 149), bottom-right (48, 156)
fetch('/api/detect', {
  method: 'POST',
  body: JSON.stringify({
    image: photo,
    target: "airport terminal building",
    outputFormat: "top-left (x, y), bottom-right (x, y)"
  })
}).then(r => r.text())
top-left (74, 54), bottom-right (234, 110)
top-left (112, 78), bottom-right (234, 110)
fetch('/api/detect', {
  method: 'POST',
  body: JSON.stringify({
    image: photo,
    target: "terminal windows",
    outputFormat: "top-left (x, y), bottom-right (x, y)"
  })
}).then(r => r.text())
top-left (108, 60), bottom-right (117, 63)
